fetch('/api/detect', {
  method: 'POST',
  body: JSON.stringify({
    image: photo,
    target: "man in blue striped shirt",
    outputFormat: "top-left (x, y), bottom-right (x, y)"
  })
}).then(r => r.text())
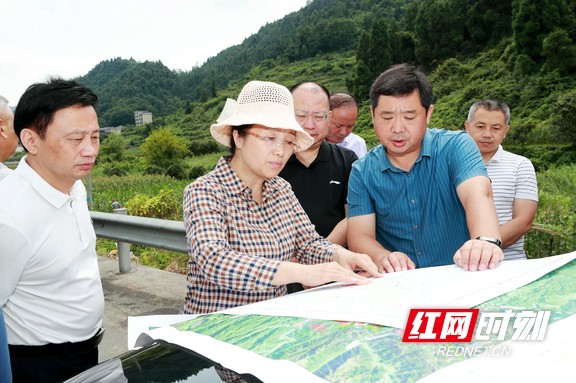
top-left (347, 64), bottom-right (503, 272)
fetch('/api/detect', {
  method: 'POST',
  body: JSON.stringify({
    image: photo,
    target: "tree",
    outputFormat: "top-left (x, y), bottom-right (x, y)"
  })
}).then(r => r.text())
top-left (542, 29), bottom-right (576, 74)
top-left (184, 101), bottom-right (192, 114)
top-left (348, 31), bottom-right (372, 99)
top-left (348, 19), bottom-right (392, 100)
top-left (388, 19), bottom-right (416, 65)
top-left (367, 19), bottom-right (392, 76)
top-left (414, 0), bottom-right (467, 69)
top-left (552, 90), bottom-right (576, 147)
top-left (104, 105), bottom-right (134, 127)
top-left (295, 18), bottom-right (357, 55)
top-left (140, 126), bottom-right (189, 170)
top-left (462, 0), bottom-right (512, 48)
top-left (512, 0), bottom-right (568, 64)
top-left (98, 132), bottom-right (127, 162)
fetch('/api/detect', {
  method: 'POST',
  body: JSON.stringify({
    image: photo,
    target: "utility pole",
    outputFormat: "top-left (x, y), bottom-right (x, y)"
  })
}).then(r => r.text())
top-left (87, 173), bottom-right (93, 210)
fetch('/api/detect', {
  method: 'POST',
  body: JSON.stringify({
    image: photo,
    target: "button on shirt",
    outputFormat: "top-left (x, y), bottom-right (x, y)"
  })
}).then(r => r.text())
top-left (348, 129), bottom-right (488, 268)
top-left (0, 157), bottom-right (104, 345)
top-left (183, 156), bottom-right (335, 314)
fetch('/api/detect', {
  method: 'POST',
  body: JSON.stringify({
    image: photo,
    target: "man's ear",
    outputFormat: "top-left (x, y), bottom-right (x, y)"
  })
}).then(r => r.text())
top-left (503, 124), bottom-right (510, 139)
top-left (0, 118), bottom-right (6, 139)
top-left (426, 104), bottom-right (434, 125)
top-left (20, 129), bottom-right (39, 154)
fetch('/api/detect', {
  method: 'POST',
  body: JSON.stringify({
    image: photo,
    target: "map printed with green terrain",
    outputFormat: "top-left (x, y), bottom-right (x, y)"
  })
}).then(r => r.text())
top-left (173, 259), bottom-right (575, 383)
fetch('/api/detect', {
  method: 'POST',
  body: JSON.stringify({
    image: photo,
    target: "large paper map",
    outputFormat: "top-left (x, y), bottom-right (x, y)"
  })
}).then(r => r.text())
top-left (135, 253), bottom-right (576, 382)
top-left (221, 252), bottom-right (576, 328)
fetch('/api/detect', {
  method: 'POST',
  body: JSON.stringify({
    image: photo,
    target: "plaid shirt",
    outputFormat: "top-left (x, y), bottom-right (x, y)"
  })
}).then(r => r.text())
top-left (183, 156), bottom-right (335, 314)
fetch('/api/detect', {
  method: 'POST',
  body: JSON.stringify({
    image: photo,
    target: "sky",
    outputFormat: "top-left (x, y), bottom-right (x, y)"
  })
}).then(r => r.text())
top-left (0, 0), bottom-right (309, 106)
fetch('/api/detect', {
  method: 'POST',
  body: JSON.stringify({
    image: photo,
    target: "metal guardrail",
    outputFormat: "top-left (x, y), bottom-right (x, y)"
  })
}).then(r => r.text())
top-left (91, 210), bottom-right (187, 273)
top-left (90, 211), bottom-right (564, 272)
top-left (529, 223), bottom-right (563, 258)
top-left (530, 223), bottom-right (561, 236)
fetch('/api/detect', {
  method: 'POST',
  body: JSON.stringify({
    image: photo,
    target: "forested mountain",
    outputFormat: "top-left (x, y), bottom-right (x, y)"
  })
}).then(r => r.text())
top-left (79, 58), bottom-right (182, 126)
top-left (77, 0), bottom-right (576, 151)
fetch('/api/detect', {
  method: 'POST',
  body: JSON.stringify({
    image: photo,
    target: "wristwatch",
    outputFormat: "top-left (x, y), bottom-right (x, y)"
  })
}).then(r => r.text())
top-left (476, 236), bottom-right (503, 249)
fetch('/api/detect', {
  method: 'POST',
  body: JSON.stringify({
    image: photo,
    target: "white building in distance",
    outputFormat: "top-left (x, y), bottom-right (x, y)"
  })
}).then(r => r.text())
top-left (134, 111), bottom-right (153, 126)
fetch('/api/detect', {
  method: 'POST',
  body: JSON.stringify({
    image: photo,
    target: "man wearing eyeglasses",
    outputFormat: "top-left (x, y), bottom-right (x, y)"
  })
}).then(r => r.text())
top-left (279, 83), bottom-right (358, 292)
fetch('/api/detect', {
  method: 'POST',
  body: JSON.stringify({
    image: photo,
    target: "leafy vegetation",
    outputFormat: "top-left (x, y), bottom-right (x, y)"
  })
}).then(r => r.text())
top-left (88, 153), bottom-right (222, 272)
top-left (525, 165), bottom-right (576, 258)
top-left (140, 127), bottom-right (189, 176)
top-left (75, 0), bottom-right (575, 269)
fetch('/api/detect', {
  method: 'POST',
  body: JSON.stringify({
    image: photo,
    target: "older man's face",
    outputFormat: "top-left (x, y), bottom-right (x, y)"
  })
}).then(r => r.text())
top-left (0, 106), bottom-right (18, 162)
top-left (326, 104), bottom-right (358, 144)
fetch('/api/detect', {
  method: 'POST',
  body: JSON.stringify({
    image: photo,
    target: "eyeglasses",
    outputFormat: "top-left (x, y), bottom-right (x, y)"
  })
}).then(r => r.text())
top-left (246, 131), bottom-right (301, 153)
top-left (294, 111), bottom-right (329, 124)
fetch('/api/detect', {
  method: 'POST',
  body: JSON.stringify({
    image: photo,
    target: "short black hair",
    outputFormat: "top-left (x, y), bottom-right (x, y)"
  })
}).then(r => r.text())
top-left (369, 64), bottom-right (433, 111)
top-left (14, 77), bottom-right (98, 139)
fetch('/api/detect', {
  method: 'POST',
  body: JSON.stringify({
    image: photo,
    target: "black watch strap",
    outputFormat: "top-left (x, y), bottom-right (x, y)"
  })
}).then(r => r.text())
top-left (476, 236), bottom-right (503, 249)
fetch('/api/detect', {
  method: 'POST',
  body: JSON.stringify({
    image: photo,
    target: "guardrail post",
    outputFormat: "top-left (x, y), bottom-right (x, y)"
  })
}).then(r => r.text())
top-left (113, 208), bottom-right (132, 273)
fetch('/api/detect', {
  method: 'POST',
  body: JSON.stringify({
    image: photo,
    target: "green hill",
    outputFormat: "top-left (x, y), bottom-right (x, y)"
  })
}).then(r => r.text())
top-left (77, 0), bottom-right (576, 153)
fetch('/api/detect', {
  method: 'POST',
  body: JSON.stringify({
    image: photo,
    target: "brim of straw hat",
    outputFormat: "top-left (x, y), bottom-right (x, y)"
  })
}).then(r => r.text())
top-left (210, 84), bottom-right (314, 151)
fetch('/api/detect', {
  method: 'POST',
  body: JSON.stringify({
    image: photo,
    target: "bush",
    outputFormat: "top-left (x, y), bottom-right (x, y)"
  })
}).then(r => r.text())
top-left (103, 165), bottom-right (129, 177)
top-left (96, 239), bottom-right (119, 255)
top-left (189, 138), bottom-right (220, 155)
top-left (99, 132), bottom-right (127, 162)
top-left (133, 246), bottom-right (188, 274)
top-left (140, 126), bottom-right (189, 169)
top-left (166, 163), bottom-right (188, 180)
top-left (146, 165), bottom-right (165, 175)
top-left (91, 175), bottom-right (187, 213)
top-left (188, 165), bottom-right (206, 180)
top-left (525, 165), bottom-right (576, 258)
top-left (125, 189), bottom-right (182, 220)
top-left (505, 144), bottom-right (575, 172)
top-left (526, 192), bottom-right (576, 257)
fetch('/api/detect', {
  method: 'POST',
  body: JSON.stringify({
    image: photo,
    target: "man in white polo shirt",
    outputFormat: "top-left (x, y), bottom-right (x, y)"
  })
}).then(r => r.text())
top-left (465, 100), bottom-right (538, 260)
top-left (0, 78), bottom-right (104, 382)
top-left (0, 93), bottom-right (17, 383)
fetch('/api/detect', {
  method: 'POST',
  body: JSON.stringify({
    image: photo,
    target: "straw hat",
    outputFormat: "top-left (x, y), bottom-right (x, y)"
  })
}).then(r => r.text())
top-left (210, 80), bottom-right (313, 151)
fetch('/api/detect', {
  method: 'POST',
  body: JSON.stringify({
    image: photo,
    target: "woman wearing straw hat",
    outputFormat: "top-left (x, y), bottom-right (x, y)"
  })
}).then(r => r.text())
top-left (182, 80), bottom-right (382, 315)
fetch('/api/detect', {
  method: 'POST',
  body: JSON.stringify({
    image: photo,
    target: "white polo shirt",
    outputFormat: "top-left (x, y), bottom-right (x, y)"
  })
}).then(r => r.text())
top-left (0, 157), bottom-right (104, 345)
top-left (486, 146), bottom-right (539, 260)
top-left (0, 163), bottom-right (12, 182)
top-left (337, 133), bottom-right (368, 158)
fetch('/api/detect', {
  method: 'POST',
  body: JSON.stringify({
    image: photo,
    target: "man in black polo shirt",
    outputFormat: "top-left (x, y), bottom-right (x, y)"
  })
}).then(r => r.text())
top-left (280, 82), bottom-right (358, 292)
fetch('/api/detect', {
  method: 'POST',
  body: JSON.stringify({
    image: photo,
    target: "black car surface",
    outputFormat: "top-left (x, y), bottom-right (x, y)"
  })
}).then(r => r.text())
top-left (63, 339), bottom-right (264, 383)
